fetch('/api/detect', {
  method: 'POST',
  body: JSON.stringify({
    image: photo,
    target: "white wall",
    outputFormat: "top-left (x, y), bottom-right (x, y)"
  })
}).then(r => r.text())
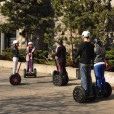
top-left (111, 0), bottom-right (114, 7)
top-left (0, 60), bottom-right (114, 85)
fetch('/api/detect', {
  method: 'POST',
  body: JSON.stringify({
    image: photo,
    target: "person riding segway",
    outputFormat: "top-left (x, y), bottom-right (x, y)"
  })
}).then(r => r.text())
top-left (9, 40), bottom-right (21, 85)
top-left (92, 38), bottom-right (112, 98)
top-left (24, 42), bottom-right (37, 78)
top-left (52, 40), bottom-right (69, 86)
top-left (73, 31), bottom-right (96, 103)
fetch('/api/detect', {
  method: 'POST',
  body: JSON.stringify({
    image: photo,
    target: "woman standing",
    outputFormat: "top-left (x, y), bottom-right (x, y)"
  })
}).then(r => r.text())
top-left (93, 39), bottom-right (106, 94)
top-left (12, 40), bottom-right (20, 74)
top-left (25, 41), bottom-right (35, 72)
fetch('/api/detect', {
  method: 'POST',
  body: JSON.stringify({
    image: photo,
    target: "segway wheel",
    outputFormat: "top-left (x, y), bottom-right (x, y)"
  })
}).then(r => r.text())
top-left (73, 86), bottom-right (86, 103)
top-left (24, 69), bottom-right (26, 78)
top-left (10, 73), bottom-right (21, 85)
top-left (103, 82), bottom-right (112, 98)
top-left (53, 71), bottom-right (62, 86)
top-left (88, 83), bottom-right (99, 101)
top-left (62, 73), bottom-right (69, 86)
top-left (52, 70), bottom-right (58, 77)
top-left (34, 68), bottom-right (37, 78)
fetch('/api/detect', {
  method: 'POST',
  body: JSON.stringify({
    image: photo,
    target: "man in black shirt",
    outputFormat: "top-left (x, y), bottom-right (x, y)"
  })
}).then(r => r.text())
top-left (74, 31), bottom-right (94, 96)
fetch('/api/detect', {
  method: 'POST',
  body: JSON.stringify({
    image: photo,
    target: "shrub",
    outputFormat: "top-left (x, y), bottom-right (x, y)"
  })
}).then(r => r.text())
top-left (105, 48), bottom-right (114, 72)
top-left (1, 48), bottom-right (51, 64)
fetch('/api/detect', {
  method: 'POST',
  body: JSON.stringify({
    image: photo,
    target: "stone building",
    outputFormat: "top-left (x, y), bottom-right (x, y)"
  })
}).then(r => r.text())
top-left (111, 0), bottom-right (114, 6)
top-left (0, 0), bottom-right (49, 53)
top-left (0, 0), bottom-right (114, 53)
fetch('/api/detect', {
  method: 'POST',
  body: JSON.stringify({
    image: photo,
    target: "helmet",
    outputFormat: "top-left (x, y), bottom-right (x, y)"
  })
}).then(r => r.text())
top-left (93, 38), bottom-right (98, 43)
top-left (28, 42), bottom-right (33, 45)
top-left (13, 40), bottom-right (19, 45)
top-left (82, 31), bottom-right (90, 38)
top-left (57, 39), bottom-right (63, 45)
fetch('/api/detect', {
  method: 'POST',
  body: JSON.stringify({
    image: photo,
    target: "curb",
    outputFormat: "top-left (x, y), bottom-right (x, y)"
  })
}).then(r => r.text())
top-left (0, 60), bottom-right (78, 79)
top-left (0, 60), bottom-right (114, 86)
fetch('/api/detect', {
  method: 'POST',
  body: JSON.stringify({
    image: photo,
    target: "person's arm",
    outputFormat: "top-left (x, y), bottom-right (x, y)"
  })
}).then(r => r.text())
top-left (55, 46), bottom-right (61, 57)
top-left (32, 47), bottom-right (35, 53)
top-left (13, 48), bottom-right (19, 57)
top-left (73, 43), bottom-right (82, 60)
top-left (91, 44), bottom-right (95, 64)
top-left (94, 44), bottom-right (100, 55)
top-left (26, 47), bottom-right (29, 54)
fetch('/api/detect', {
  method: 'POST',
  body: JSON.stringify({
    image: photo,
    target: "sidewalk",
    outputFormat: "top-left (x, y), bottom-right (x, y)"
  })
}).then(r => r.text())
top-left (0, 60), bottom-right (114, 86)
top-left (0, 67), bottom-right (114, 114)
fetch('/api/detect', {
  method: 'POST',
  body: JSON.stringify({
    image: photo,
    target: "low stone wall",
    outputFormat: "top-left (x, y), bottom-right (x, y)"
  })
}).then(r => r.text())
top-left (0, 60), bottom-right (78, 79)
top-left (0, 60), bottom-right (114, 85)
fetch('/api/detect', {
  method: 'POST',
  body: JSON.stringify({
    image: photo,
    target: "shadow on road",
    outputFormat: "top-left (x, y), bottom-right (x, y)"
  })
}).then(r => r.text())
top-left (20, 83), bottom-right (30, 86)
top-left (0, 95), bottom-right (77, 113)
top-left (85, 93), bottom-right (114, 104)
top-left (1, 92), bottom-right (114, 114)
top-left (67, 83), bottom-right (80, 86)
top-left (36, 75), bottom-right (51, 78)
top-left (37, 81), bottom-right (52, 84)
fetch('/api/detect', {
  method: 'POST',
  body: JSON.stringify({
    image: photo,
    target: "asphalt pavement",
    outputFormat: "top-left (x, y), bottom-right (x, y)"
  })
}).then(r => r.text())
top-left (0, 67), bottom-right (114, 114)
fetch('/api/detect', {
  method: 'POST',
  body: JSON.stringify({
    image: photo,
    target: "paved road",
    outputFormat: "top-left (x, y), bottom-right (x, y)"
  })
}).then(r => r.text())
top-left (0, 67), bottom-right (114, 114)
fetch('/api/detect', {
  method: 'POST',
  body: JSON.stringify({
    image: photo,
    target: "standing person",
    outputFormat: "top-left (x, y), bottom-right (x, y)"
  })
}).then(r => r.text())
top-left (53, 40), bottom-right (67, 75)
top-left (26, 42), bottom-right (35, 72)
top-left (92, 39), bottom-right (106, 94)
top-left (12, 40), bottom-right (20, 74)
top-left (73, 31), bottom-right (94, 96)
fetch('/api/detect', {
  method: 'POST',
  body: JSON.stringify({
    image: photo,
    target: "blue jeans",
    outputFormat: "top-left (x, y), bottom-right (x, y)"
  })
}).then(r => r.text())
top-left (80, 63), bottom-right (92, 95)
top-left (94, 63), bottom-right (106, 91)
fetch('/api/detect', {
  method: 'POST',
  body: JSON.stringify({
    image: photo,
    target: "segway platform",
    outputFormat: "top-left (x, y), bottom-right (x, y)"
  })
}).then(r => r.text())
top-left (9, 61), bottom-right (22, 85)
top-left (52, 58), bottom-right (69, 86)
top-left (73, 82), bottom-right (112, 103)
top-left (24, 68), bottom-right (37, 78)
top-left (52, 70), bottom-right (69, 86)
top-left (24, 53), bottom-right (37, 78)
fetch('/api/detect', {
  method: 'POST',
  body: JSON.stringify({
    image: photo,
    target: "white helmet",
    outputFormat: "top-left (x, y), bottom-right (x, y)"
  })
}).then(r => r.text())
top-left (28, 42), bottom-right (33, 45)
top-left (82, 31), bottom-right (90, 38)
top-left (13, 40), bottom-right (19, 45)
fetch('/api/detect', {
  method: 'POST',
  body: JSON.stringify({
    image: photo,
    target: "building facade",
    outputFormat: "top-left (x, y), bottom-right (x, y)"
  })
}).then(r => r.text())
top-left (0, 1), bottom-right (49, 53)
top-left (0, 1), bottom-right (26, 53)
top-left (0, 0), bottom-right (114, 53)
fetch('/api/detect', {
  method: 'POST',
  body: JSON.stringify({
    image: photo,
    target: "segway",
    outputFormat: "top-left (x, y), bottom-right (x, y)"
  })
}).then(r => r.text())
top-left (24, 53), bottom-right (37, 78)
top-left (52, 59), bottom-right (69, 86)
top-left (98, 82), bottom-right (112, 98)
top-left (9, 62), bottom-right (22, 85)
top-left (73, 82), bottom-right (112, 103)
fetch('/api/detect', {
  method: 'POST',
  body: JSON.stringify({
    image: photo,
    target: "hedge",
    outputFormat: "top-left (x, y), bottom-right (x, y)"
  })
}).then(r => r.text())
top-left (0, 48), bottom-right (53, 65)
top-left (0, 48), bottom-right (76, 66)
top-left (105, 48), bottom-right (114, 66)
top-left (1, 47), bottom-right (114, 70)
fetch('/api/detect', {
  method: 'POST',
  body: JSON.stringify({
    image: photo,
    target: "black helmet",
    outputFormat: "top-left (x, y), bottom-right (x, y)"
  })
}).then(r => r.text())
top-left (92, 38), bottom-right (98, 43)
top-left (58, 39), bottom-right (63, 45)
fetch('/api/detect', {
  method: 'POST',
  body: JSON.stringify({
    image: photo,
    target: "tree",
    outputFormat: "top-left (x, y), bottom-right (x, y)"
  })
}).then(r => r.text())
top-left (0, 0), bottom-right (54, 49)
top-left (52, 0), bottom-right (114, 52)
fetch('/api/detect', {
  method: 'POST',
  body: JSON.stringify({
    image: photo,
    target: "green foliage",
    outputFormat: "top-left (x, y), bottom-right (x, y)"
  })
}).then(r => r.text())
top-left (106, 48), bottom-right (114, 66)
top-left (52, 0), bottom-right (114, 47)
top-left (1, 48), bottom-right (53, 64)
top-left (0, 48), bottom-right (80, 66)
top-left (0, 0), bottom-right (54, 46)
top-left (52, 0), bottom-right (63, 16)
